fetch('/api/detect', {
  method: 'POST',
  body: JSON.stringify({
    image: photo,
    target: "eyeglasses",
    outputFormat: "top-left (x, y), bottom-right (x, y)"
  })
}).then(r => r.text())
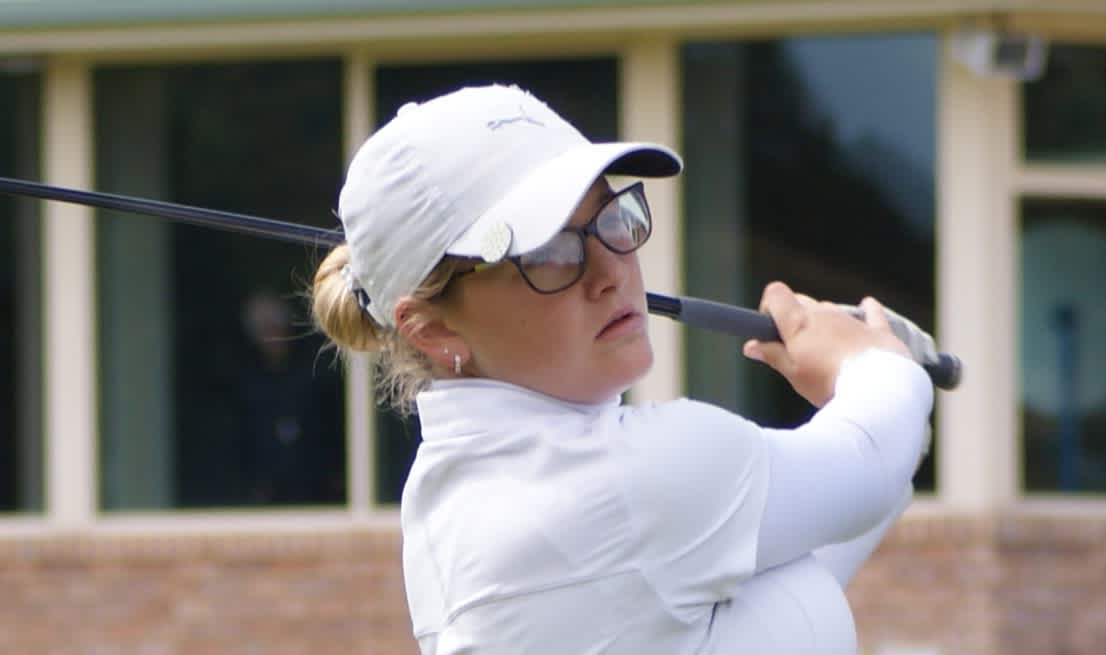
top-left (458, 181), bottom-right (652, 294)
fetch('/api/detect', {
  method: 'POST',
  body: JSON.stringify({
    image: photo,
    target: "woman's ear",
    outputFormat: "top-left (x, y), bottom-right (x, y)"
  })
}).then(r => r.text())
top-left (394, 296), bottom-right (469, 373)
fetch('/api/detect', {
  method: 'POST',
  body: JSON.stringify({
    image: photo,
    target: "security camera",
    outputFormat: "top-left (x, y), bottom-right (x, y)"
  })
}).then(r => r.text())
top-left (951, 30), bottom-right (1049, 81)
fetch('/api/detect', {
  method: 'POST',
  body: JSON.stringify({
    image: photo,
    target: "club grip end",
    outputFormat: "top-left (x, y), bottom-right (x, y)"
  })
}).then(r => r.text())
top-left (923, 353), bottom-right (962, 390)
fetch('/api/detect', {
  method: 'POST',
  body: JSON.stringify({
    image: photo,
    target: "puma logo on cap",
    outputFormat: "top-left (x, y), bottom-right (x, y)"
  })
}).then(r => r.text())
top-left (486, 105), bottom-right (545, 130)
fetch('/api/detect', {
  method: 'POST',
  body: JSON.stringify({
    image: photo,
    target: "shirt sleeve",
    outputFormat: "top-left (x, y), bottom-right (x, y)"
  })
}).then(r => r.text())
top-left (613, 348), bottom-right (932, 613)
top-left (811, 482), bottom-right (914, 588)
top-left (754, 349), bottom-right (933, 572)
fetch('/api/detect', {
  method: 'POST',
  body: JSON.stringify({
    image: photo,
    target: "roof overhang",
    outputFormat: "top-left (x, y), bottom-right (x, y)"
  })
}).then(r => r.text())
top-left (0, 0), bottom-right (1104, 58)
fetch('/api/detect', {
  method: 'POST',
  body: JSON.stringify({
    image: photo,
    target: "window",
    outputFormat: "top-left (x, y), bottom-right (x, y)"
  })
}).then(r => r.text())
top-left (1023, 45), bottom-right (1106, 163)
top-left (681, 35), bottom-right (938, 489)
top-left (0, 69), bottom-right (43, 513)
top-left (94, 60), bottom-right (346, 510)
top-left (1020, 201), bottom-right (1106, 492)
top-left (372, 58), bottom-right (619, 502)
top-left (1019, 44), bottom-right (1106, 493)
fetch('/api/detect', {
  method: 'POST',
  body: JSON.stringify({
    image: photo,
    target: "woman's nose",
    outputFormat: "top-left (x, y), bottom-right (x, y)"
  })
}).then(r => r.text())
top-left (582, 235), bottom-right (628, 298)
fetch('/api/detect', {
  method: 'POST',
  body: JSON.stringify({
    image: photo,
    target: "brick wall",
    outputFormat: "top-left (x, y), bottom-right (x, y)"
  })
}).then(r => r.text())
top-left (0, 529), bottom-right (415, 655)
top-left (2, 514), bottom-right (1104, 654)
top-left (851, 512), bottom-right (1106, 655)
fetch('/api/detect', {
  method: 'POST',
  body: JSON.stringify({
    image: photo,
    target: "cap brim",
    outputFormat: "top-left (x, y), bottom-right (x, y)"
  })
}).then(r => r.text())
top-left (446, 142), bottom-right (682, 260)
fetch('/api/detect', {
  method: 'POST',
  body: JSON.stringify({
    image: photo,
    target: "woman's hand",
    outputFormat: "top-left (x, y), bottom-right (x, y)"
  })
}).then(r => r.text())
top-left (742, 282), bottom-right (912, 407)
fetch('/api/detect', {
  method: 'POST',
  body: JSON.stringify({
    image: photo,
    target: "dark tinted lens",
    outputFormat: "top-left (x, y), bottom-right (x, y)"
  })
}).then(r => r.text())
top-left (596, 185), bottom-right (651, 253)
top-left (518, 231), bottom-right (585, 292)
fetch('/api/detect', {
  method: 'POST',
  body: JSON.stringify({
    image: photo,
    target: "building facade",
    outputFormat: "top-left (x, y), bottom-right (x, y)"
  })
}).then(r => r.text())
top-left (1, 1), bottom-right (1106, 653)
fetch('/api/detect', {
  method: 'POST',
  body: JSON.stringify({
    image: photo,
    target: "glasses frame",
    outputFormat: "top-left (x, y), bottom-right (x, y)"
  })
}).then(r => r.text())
top-left (455, 181), bottom-right (651, 295)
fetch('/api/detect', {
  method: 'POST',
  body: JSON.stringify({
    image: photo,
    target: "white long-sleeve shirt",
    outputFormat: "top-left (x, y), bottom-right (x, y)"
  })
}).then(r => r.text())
top-left (401, 349), bottom-right (933, 654)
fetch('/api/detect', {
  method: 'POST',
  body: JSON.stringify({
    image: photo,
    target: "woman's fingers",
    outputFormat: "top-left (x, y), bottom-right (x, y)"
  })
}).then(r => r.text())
top-left (749, 283), bottom-right (917, 407)
top-left (743, 338), bottom-right (795, 378)
top-left (859, 296), bottom-right (891, 330)
top-left (759, 282), bottom-right (807, 342)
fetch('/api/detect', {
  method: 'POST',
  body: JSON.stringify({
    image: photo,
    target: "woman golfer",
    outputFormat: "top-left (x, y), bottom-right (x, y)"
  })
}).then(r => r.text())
top-left (312, 85), bottom-right (931, 654)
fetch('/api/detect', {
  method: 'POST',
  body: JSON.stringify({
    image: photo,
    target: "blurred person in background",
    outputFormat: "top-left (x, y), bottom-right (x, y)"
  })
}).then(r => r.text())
top-left (238, 290), bottom-right (343, 504)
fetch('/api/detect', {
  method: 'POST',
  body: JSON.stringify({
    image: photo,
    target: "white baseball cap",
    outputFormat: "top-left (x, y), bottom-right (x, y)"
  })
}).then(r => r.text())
top-left (337, 84), bottom-right (682, 327)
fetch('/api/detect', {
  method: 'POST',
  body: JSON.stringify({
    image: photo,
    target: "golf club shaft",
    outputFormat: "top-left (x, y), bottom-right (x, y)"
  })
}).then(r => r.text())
top-left (0, 175), bottom-right (343, 247)
top-left (0, 175), bottom-right (961, 389)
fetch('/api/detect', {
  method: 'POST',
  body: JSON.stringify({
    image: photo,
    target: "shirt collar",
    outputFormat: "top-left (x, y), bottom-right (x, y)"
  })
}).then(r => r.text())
top-left (415, 378), bottom-right (622, 441)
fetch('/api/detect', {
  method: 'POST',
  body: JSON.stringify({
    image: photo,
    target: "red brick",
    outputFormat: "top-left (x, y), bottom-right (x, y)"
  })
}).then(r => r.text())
top-left (2, 515), bottom-right (1104, 654)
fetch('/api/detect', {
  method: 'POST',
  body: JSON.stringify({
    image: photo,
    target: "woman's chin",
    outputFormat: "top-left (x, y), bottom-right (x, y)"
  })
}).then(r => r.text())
top-left (603, 345), bottom-right (654, 398)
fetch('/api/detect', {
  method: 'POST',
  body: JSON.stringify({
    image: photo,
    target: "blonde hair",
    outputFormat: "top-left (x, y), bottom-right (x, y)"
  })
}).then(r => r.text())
top-left (311, 244), bottom-right (468, 415)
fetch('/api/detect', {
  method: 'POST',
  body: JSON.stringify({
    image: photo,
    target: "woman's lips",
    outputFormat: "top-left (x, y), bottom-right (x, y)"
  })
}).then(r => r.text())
top-left (597, 310), bottom-right (644, 340)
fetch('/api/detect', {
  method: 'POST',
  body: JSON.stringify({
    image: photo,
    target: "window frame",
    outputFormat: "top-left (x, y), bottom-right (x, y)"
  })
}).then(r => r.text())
top-left (12, 41), bottom-right (677, 533)
top-left (1014, 40), bottom-right (1106, 503)
top-left (9, 10), bottom-right (1106, 535)
top-left (0, 68), bottom-right (45, 517)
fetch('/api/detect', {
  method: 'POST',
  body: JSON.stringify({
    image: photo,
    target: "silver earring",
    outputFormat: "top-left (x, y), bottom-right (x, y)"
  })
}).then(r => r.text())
top-left (454, 353), bottom-right (462, 375)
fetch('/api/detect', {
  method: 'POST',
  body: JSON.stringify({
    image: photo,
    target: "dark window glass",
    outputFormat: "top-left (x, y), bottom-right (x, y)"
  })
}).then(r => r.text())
top-left (1024, 45), bottom-right (1106, 163)
top-left (1020, 200), bottom-right (1106, 492)
top-left (682, 35), bottom-right (938, 490)
top-left (0, 70), bottom-right (43, 513)
top-left (94, 60), bottom-right (346, 509)
top-left (373, 58), bottom-right (619, 503)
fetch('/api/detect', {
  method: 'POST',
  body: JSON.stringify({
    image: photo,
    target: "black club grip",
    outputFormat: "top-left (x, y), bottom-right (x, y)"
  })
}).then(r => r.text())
top-left (647, 293), bottom-right (962, 390)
